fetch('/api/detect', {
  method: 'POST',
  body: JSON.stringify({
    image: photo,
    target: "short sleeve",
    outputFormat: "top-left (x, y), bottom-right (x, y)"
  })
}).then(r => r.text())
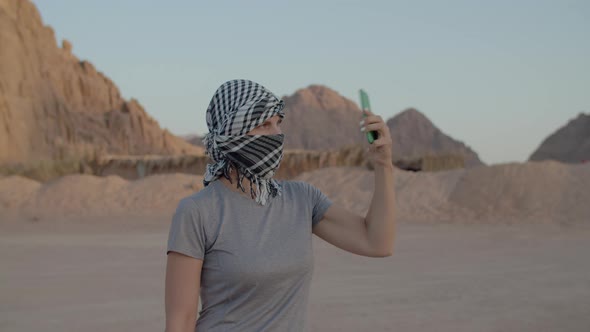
top-left (307, 183), bottom-right (333, 227)
top-left (166, 198), bottom-right (206, 260)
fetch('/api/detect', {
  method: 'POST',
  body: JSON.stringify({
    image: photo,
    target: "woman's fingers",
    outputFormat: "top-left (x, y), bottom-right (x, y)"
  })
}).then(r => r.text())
top-left (367, 137), bottom-right (393, 153)
top-left (361, 121), bottom-right (388, 134)
top-left (372, 136), bottom-right (392, 148)
top-left (361, 114), bottom-right (383, 125)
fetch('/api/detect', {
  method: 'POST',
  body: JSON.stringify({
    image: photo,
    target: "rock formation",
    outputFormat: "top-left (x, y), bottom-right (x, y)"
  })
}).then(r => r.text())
top-left (280, 85), bottom-right (366, 150)
top-left (0, 0), bottom-right (202, 164)
top-left (278, 85), bottom-right (483, 166)
top-left (387, 108), bottom-right (483, 167)
top-left (529, 113), bottom-right (590, 163)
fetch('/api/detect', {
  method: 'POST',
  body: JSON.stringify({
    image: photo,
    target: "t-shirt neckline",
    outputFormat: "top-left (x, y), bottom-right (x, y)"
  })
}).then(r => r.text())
top-left (211, 179), bottom-right (278, 207)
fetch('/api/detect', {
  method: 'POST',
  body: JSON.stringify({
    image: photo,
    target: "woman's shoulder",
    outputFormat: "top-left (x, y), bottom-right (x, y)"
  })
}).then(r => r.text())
top-left (279, 179), bottom-right (305, 189)
top-left (175, 181), bottom-right (223, 212)
top-left (279, 180), bottom-right (330, 204)
top-left (279, 180), bottom-right (317, 196)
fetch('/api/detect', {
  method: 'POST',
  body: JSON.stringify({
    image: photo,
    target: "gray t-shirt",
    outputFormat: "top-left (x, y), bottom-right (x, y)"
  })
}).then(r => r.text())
top-left (166, 179), bottom-right (333, 331)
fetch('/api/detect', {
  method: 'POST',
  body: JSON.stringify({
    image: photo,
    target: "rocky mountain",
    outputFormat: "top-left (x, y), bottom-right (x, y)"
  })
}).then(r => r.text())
top-left (0, 0), bottom-right (202, 164)
top-left (387, 108), bottom-right (483, 167)
top-left (273, 85), bottom-right (483, 166)
top-left (529, 112), bottom-right (590, 163)
top-left (280, 85), bottom-right (366, 150)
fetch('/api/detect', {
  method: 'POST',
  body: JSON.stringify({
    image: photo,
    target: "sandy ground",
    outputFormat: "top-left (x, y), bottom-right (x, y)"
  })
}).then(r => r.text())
top-left (1, 219), bottom-right (589, 332)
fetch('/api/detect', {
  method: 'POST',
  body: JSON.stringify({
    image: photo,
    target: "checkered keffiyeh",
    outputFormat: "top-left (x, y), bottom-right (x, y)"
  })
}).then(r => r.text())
top-left (202, 79), bottom-right (286, 205)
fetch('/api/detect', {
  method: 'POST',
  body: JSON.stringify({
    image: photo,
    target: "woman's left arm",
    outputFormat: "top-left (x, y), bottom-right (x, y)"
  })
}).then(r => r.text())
top-left (312, 111), bottom-right (396, 257)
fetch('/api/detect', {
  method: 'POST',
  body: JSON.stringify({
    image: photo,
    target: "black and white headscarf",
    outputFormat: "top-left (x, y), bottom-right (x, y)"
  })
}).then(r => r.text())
top-left (203, 79), bottom-right (286, 205)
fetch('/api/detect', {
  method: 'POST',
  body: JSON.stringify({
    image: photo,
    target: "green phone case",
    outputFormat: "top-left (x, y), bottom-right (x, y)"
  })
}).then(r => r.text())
top-left (359, 89), bottom-right (377, 144)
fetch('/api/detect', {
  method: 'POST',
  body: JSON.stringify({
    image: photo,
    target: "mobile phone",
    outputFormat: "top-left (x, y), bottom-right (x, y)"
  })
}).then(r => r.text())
top-left (359, 89), bottom-right (378, 144)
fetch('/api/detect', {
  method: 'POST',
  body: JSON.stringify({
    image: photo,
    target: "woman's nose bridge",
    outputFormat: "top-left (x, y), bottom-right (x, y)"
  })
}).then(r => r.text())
top-left (272, 121), bottom-right (282, 134)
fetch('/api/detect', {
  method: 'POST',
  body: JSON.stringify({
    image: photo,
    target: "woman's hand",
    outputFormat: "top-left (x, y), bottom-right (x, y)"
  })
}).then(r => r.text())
top-left (360, 110), bottom-right (393, 167)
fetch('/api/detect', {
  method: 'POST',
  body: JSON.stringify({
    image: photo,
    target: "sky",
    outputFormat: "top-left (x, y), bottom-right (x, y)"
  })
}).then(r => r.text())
top-left (34, 0), bottom-right (589, 165)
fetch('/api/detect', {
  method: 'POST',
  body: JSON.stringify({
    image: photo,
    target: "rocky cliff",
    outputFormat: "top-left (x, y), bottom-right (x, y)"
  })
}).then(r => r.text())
top-left (0, 0), bottom-right (202, 164)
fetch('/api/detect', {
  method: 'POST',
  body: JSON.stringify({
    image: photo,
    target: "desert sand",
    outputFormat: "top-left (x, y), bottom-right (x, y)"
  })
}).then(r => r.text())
top-left (1, 221), bottom-right (589, 332)
top-left (1, 161), bottom-right (590, 331)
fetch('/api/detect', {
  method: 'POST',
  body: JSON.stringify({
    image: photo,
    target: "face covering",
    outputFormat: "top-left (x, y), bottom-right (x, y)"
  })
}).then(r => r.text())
top-left (202, 79), bottom-right (286, 205)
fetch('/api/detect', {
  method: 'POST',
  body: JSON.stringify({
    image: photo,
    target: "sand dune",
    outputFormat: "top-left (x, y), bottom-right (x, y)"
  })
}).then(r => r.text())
top-left (0, 174), bottom-right (202, 220)
top-left (297, 160), bottom-right (590, 225)
top-left (1, 160), bottom-right (588, 224)
top-left (448, 160), bottom-right (590, 224)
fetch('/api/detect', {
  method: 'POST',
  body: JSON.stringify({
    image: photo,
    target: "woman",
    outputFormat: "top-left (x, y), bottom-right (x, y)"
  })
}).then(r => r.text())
top-left (165, 79), bottom-right (395, 331)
